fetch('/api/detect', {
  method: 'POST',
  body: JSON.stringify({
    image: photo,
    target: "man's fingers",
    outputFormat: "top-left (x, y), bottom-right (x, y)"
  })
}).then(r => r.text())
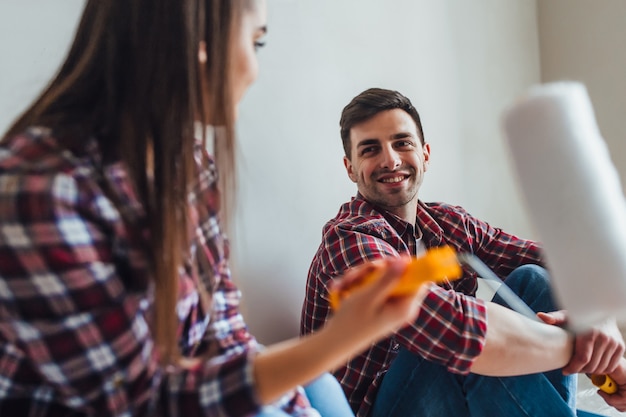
top-left (536, 312), bottom-right (557, 325)
top-left (563, 337), bottom-right (593, 374)
top-left (584, 342), bottom-right (622, 375)
top-left (536, 310), bottom-right (567, 326)
top-left (598, 390), bottom-right (626, 412)
top-left (607, 346), bottom-right (626, 374)
top-left (566, 335), bottom-right (623, 375)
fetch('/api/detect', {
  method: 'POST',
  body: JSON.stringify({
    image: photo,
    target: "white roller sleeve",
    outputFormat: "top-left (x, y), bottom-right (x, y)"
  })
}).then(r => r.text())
top-left (502, 82), bottom-right (626, 332)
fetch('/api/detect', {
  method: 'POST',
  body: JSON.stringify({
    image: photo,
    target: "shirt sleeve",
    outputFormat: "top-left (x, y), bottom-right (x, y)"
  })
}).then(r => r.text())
top-left (302, 219), bottom-right (399, 334)
top-left (451, 204), bottom-right (545, 278)
top-left (396, 284), bottom-right (487, 374)
top-left (0, 168), bottom-right (263, 416)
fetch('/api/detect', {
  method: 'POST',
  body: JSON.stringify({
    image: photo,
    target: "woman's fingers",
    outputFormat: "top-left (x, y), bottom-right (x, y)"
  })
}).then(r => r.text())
top-left (329, 257), bottom-right (409, 309)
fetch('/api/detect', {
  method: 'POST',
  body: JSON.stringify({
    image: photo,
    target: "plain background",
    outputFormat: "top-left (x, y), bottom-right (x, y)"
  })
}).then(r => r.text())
top-left (1, 1), bottom-right (625, 345)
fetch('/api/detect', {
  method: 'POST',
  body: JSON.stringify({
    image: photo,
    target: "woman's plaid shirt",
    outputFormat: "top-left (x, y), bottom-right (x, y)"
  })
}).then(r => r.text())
top-left (0, 128), bottom-right (316, 416)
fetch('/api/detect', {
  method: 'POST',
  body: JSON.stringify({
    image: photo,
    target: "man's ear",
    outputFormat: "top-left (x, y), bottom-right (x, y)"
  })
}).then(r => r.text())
top-left (422, 142), bottom-right (431, 172)
top-left (343, 156), bottom-right (357, 183)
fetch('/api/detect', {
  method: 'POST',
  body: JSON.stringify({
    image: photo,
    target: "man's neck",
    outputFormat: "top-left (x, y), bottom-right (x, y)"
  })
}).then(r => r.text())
top-left (399, 205), bottom-right (418, 226)
top-left (379, 200), bottom-right (418, 226)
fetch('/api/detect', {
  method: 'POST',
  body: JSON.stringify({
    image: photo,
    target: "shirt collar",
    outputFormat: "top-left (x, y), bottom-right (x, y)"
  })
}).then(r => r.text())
top-left (354, 192), bottom-right (445, 246)
top-left (416, 201), bottom-right (445, 247)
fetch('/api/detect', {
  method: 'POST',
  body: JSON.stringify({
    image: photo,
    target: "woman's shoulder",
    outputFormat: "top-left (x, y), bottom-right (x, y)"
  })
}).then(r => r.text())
top-left (0, 126), bottom-right (87, 175)
top-left (0, 126), bottom-right (110, 212)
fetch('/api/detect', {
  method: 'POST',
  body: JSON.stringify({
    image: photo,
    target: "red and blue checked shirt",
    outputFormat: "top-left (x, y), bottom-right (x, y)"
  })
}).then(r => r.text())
top-left (301, 193), bottom-right (544, 417)
top-left (0, 127), bottom-right (317, 416)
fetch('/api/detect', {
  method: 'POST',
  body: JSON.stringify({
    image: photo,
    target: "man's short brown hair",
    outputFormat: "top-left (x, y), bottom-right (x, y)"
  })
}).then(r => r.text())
top-left (340, 88), bottom-right (425, 159)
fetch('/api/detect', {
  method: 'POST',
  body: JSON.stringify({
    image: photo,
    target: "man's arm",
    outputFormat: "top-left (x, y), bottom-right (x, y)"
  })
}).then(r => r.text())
top-left (304, 217), bottom-right (611, 378)
top-left (470, 302), bottom-right (574, 375)
top-left (471, 303), bottom-right (626, 379)
top-left (459, 206), bottom-right (625, 375)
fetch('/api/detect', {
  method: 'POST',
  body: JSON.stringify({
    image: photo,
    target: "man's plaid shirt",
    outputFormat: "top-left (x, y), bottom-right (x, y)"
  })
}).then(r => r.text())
top-left (301, 193), bottom-right (544, 417)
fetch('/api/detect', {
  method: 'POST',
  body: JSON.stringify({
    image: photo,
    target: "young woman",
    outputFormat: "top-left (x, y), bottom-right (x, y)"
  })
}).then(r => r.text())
top-left (0, 0), bottom-right (426, 415)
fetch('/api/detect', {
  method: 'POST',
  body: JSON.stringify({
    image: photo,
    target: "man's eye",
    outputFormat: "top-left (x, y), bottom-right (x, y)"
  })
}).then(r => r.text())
top-left (361, 147), bottom-right (376, 156)
top-left (254, 41), bottom-right (266, 51)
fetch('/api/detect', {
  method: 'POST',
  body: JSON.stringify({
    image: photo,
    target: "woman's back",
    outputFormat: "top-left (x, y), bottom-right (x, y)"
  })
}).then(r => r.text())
top-left (0, 127), bottom-right (304, 416)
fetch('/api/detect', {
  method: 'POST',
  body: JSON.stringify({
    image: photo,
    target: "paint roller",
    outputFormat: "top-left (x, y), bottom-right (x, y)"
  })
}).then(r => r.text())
top-left (502, 81), bottom-right (626, 394)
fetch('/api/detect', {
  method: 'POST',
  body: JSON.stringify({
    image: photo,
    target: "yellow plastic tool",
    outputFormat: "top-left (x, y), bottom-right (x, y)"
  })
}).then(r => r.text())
top-left (589, 374), bottom-right (618, 394)
top-left (329, 245), bottom-right (462, 310)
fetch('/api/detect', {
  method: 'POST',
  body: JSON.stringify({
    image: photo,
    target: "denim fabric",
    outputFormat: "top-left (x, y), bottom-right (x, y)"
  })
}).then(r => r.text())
top-left (304, 373), bottom-right (356, 417)
top-left (494, 264), bottom-right (578, 410)
top-left (371, 264), bottom-right (578, 417)
top-left (254, 408), bottom-right (292, 417)
top-left (577, 410), bottom-right (609, 417)
top-left (254, 373), bottom-right (355, 417)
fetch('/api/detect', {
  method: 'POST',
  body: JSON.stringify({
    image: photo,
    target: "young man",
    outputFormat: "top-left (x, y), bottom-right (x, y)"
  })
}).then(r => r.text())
top-left (301, 88), bottom-right (625, 417)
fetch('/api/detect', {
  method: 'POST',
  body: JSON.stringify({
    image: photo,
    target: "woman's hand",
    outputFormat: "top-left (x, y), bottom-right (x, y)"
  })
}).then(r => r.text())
top-left (253, 256), bottom-right (429, 405)
top-left (326, 257), bottom-right (428, 353)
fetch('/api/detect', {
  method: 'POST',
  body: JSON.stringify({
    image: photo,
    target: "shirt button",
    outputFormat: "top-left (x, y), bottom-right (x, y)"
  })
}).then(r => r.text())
top-left (392, 343), bottom-right (399, 351)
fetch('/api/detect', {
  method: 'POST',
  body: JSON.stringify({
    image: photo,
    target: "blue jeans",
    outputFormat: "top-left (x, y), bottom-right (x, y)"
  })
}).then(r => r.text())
top-left (371, 264), bottom-right (577, 417)
top-left (254, 372), bottom-right (355, 417)
top-left (304, 373), bottom-right (355, 416)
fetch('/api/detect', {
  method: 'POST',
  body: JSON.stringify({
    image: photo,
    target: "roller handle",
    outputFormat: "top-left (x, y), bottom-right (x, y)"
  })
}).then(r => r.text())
top-left (328, 246), bottom-right (462, 310)
top-left (588, 373), bottom-right (618, 394)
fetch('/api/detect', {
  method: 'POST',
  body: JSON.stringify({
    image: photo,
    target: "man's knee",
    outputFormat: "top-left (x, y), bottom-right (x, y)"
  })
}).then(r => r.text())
top-left (505, 264), bottom-right (550, 289)
top-left (499, 264), bottom-right (559, 312)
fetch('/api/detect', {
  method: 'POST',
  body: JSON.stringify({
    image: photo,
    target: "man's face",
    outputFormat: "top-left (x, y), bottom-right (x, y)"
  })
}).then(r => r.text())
top-left (344, 109), bottom-right (430, 217)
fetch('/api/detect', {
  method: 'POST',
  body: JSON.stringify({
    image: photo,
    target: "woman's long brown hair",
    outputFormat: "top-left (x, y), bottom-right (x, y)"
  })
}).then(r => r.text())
top-left (3, 0), bottom-right (245, 364)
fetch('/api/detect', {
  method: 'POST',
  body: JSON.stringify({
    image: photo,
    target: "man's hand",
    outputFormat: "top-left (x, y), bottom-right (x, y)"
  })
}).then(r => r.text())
top-left (537, 310), bottom-right (625, 375)
top-left (598, 358), bottom-right (626, 411)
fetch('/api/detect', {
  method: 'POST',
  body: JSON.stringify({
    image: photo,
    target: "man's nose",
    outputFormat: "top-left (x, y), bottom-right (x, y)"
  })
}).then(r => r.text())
top-left (380, 146), bottom-right (401, 169)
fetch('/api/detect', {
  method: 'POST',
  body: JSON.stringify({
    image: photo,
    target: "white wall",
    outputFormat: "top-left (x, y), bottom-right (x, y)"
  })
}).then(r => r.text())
top-left (538, 0), bottom-right (626, 190)
top-left (0, 1), bottom-right (85, 131)
top-left (537, 2), bottom-right (626, 338)
top-left (0, 1), bottom-right (541, 344)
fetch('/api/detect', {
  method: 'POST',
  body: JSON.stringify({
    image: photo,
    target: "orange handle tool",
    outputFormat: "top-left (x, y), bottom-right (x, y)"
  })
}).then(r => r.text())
top-left (589, 374), bottom-right (618, 394)
top-left (328, 246), bottom-right (462, 310)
